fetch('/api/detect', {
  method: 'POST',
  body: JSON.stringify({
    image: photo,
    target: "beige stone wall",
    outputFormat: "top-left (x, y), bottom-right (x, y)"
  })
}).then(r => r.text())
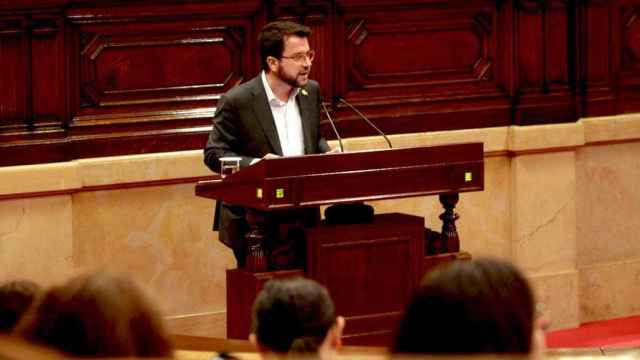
top-left (1, 115), bottom-right (640, 337)
top-left (0, 152), bottom-right (235, 337)
top-left (576, 116), bottom-right (640, 323)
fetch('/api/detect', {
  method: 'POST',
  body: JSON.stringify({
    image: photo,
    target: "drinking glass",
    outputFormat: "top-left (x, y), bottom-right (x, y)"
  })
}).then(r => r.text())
top-left (220, 157), bottom-right (241, 177)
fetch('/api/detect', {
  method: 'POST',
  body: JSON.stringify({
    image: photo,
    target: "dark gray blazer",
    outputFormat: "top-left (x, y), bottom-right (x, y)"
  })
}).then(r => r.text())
top-left (203, 75), bottom-right (330, 250)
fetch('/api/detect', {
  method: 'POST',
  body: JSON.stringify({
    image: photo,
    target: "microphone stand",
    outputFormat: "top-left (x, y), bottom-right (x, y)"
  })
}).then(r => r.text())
top-left (338, 97), bottom-right (393, 149)
top-left (321, 101), bottom-right (344, 153)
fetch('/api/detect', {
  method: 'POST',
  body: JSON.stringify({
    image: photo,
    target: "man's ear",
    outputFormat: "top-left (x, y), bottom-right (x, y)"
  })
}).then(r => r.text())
top-left (249, 333), bottom-right (266, 353)
top-left (329, 316), bottom-right (346, 349)
top-left (266, 56), bottom-right (279, 72)
top-left (531, 317), bottom-right (548, 360)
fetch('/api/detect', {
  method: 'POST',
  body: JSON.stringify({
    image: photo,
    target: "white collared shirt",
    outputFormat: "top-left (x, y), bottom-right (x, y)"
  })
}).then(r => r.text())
top-left (261, 71), bottom-right (305, 156)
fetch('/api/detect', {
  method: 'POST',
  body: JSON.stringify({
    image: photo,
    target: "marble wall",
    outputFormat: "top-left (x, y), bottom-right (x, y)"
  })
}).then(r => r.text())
top-left (0, 152), bottom-right (235, 337)
top-left (1, 115), bottom-right (640, 337)
top-left (576, 117), bottom-right (640, 322)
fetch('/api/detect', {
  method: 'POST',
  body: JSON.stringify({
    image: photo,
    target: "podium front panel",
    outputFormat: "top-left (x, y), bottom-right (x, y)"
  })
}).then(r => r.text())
top-left (306, 213), bottom-right (425, 346)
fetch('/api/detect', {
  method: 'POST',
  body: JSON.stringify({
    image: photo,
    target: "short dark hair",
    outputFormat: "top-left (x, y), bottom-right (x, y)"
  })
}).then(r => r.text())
top-left (258, 21), bottom-right (311, 71)
top-left (16, 272), bottom-right (173, 357)
top-left (0, 280), bottom-right (40, 332)
top-left (252, 277), bottom-right (334, 354)
top-left (393, 258), bottom-right (535, 354)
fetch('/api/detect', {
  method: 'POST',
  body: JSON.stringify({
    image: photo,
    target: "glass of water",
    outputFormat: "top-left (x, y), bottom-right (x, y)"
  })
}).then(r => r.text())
top-left (219, 157), bottom-right (241, 177)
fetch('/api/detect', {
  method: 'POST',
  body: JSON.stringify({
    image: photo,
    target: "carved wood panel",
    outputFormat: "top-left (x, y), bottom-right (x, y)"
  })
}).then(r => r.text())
top-left (579, 0), bottom-right (616, 116)
top-left (273, 0), bottom-right (335, 100)
top-left (330, 0), bottom-right (510, 136)
top-left (0, 0), bottom-right (263, 165)
top-left (72, 21), bottom-right (247, 120)
top-left (0, 12), bottom-right (66, 142)
top-left (513, 0), bottom-right (578, 125)
top-left (340, 4), bottom-right (499, 98)
top-left (306, 213), bottom-right (424, 346)
top-left (618, 2), bottom-right (640, 112)
top-left (0, 16), bottom-right (30, 129)
top-left (31, 16), bottom-right (65, 128)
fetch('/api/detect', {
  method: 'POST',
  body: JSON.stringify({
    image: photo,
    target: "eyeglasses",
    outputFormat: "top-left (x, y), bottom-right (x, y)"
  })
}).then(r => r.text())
top-left (280, 50), bottom-right (315, 64)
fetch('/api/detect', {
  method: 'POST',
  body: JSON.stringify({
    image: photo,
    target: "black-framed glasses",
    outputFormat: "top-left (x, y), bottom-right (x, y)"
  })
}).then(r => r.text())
top-left (281, 50), bottom-right (315, 63)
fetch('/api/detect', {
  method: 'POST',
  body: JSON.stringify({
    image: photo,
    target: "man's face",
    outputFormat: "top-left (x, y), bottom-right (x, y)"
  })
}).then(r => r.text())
top-left (274, 35), bottom-right (312, 88)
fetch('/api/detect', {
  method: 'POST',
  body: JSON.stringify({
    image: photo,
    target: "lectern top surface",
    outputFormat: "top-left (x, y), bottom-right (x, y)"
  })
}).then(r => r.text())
top-left (225, 143), bottom-right (483, 181)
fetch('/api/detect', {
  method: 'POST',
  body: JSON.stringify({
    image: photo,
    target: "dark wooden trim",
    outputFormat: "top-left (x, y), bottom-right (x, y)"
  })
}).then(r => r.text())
top-left (172, 335), bottom-right (256, 352)
top-left (80, 175), bottom-right (218, 193)
top-left (0, 189), bottom-right (75, 202)
top-left (507, 145), bottom-right (582, 157)
top-left (0, 174), bottom-right (218, 201)
top-left (582, 137), bottom-right (640, 147)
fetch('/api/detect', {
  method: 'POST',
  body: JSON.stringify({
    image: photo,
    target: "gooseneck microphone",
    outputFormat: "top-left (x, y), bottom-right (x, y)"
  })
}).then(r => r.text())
top-left (337, 97), bottom-right (393, 149)
top-left (321, 101), bottom-right (345, 153)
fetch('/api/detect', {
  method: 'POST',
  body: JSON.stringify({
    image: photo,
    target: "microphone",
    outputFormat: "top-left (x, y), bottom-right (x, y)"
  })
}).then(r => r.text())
top-left (337, 97), bottom-right (392, 149)
top-left (321, 100), bottom-right (345, 153)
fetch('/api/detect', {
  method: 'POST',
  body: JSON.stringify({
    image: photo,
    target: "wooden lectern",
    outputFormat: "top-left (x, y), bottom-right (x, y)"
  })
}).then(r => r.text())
top-left (196, 143), bottom-right (484, 345)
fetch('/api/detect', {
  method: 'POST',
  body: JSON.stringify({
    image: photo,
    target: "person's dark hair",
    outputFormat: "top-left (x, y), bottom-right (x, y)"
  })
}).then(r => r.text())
top-left (393, 257), bottom-right (535, 354)
top-left (0, 280), bottom-right (40, 332)
top-left (252, 277), bottom-right (334, 354)
top-left (16, 272), bottom-right (173, 357)
top-left (258, 21), bottom-right (311, 71)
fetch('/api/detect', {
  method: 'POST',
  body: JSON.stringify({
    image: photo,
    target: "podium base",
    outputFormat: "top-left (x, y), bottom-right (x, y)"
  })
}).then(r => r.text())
top-left (226, 268), bottom-right (303, 339)
top-left (225, 214), bottom-right (471, 346)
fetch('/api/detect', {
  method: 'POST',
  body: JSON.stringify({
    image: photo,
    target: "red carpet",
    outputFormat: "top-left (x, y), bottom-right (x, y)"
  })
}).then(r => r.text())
top-left (546, 315), bottom-right (640, 348)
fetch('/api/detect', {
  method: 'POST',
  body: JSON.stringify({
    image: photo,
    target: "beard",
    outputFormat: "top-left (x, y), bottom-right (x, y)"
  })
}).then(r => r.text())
top-left (276, 64), bottom-right (309, 88)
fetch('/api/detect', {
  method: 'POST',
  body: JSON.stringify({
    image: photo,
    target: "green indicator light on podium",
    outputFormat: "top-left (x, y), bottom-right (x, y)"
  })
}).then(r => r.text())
top-left (464, 172), bottom-right (473, 182)
top-left (276, 188), bottom-right (285, 199)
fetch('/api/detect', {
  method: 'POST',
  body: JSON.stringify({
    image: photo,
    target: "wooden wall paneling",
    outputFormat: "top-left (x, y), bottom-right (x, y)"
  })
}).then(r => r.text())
top-left (0, 0), bottom-right (268, 166)
top-left (616, 1), bottom-right (640, 113)
top-left (0, 0), bottom-right (69, 11)
top-left (60, 0), bottom-right (264, 161)
top-left (568, 0), bottom-right (581, 118)
top-left (272, 0), bottom-right (335, 100)
top-left (31, 15), bottom-right (65, 129)
top-left (497, 0), bottom-right (517, 101)
top-left (0, 11), bottom-right (69, 166)
top-left (4, 0), bottom-right (640, 165)
top-left (305, 2), bottom-right (335, 101)
top-left (0, 16), bottom-right (30, 131)
top-left (332, 1), bottom-right (511, 138)
top-left (66, 13), bottom-right (250, 118)
top-left (0, 140), bottom-right (69, 165)
top-left (513, 0), bottom-right (579, 125)
top-left (0, 10), bottom-right (70, 166)
top-left (578, 0), bottom-right (616, 116)
top-left (74, 26), bottom-right (240, 109)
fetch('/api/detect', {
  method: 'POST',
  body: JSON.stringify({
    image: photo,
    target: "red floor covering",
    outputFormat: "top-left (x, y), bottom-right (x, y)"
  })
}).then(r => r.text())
top-left (546, 315), bottom-right (640, 348)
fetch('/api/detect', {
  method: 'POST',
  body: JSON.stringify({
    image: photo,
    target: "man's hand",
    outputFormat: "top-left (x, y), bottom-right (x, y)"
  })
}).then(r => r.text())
top-left (262, 153), bottom-right (280, 159)
top-left (250, 153), bottom-right (280, 166)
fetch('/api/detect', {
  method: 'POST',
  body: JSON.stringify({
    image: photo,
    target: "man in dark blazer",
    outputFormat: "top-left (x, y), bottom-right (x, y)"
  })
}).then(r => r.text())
top-left (204, 21), bottom-right (330, 267)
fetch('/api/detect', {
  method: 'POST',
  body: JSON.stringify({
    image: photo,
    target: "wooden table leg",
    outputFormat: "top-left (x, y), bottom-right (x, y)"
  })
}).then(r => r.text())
top-left (245, 209), bottom-right (268, 272)
top-left (439, 193), bottom-right (460, 253)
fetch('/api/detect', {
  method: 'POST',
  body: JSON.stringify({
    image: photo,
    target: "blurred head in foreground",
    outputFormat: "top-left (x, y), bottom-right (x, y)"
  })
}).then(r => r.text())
top-left (251, 277), bottom-right (344, 359)
top-left (393, 258), bottom-right (546, 358)
top-left (16, 271), bottom-right (173, 357)
top-left (0, 280), bottom-right (40, 333)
